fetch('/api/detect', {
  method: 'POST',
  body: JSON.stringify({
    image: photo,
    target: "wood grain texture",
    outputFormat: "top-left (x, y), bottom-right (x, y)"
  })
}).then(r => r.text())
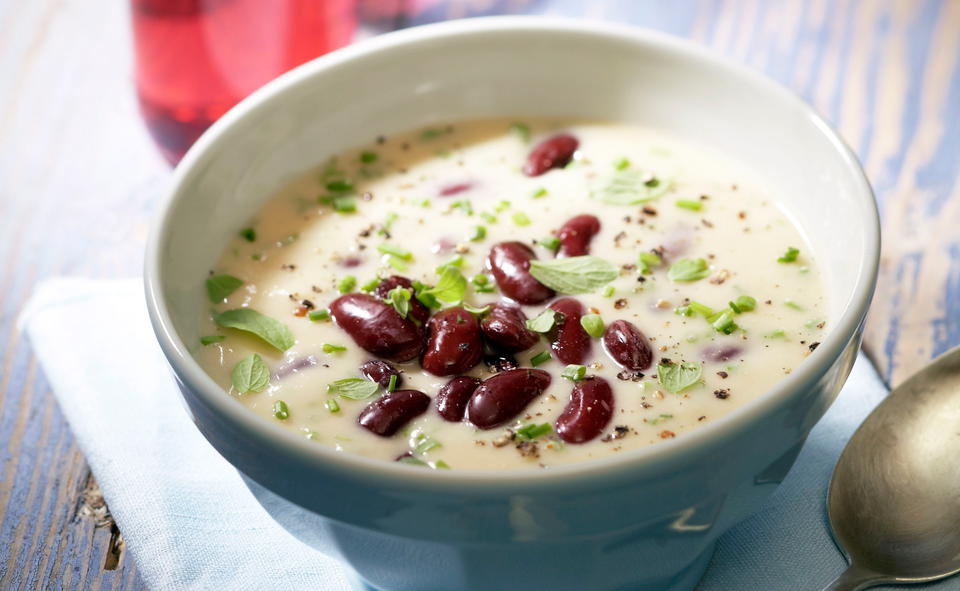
top-left (1, 1), bottom-right (956, 589)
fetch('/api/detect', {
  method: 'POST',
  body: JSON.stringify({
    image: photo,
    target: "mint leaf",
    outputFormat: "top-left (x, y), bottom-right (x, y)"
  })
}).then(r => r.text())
top-left (420, 266), bottom-right (467, 304)
top-left (214, 308), bottom-right (295, 351)
top-left (561, 364), bottom-right (587, 381)
top-left (327, 377), bottom-right (379, 400)
top-left (525, 309), bottom-right (557, 333)
top-left (385, 286), bottom-right (411, 318)
top-left (593, 168), bottom-right (672, 205)
top-left (231, 354), bottom-right (269, 394)
top-left (200, 335), bottom-right (225, 345)
top-left (580, 314), bottom-right (604, 338)
top-left (657, 361), bottom-right (702, 393)
top-left (667, 258), bottom-right (710, 282)
top-left (206, 274), bottom-right (243, 303)
top-left (529, 256), bottom-right (618, 294)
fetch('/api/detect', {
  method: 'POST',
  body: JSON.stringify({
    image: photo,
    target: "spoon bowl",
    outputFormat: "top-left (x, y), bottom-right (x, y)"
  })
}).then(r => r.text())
top-left (825, 346), bottom-right (960, 590)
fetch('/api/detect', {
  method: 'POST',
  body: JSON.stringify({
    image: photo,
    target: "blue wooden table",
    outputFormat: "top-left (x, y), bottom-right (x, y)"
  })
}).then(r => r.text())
top-left (2, 0), bottom-right (957, 588)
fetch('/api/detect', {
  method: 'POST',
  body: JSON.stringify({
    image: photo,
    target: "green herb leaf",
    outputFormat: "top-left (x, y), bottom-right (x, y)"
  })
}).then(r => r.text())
top-left (784, 299), bottom-right (805, 311)
top-left (200, 335), bottom-right (225, 345)
top-left (512, 212), bottom-right (531, 226)
top-left (667, 258), bottom-right (710, 282)
top-left (657, 361), bottom-right (702, 393)
top-left (469, 225), bottom-right (487, 242)
top-left (688, 301), bottom-right (714, 317)
top-left (529, 256), bottom-right (619, 294)
top-left (338, 275), bottom-right (357, 294)
top-left (710, 310), bottom-right (738, 334)
top-left (480, 211), bottom-right (497, 224)
top-left (360, 151), bottom-right (378, 163)
top-left (637, 251), bottom-right (662, 275)
top-left (333, 195), bottom-right (356, 213)
top-left (539, 236), bottom-right (561, 252)
top-left (509, 122), bottom-right (531, 143)
top-left (273, 400), bottom-right (290, 420)
top-left (327, 377), bottom-right (379, 400)
top-left (215, 309), bottom-right (295, 351)
top-left (420, 127), bottom-right (450, 141)
top-left (593, 168), bottom-right (673, 205)
top-left (206, 274), bottom-right (244, 303)
top-left (239, 227), bottom-right (256, 242)
top-left (377, 243), bottom-right (413, 261)
top-left (580, 314), bottom-right (604, 338)
top-left (462, 303), bottom-right (491, 316)
top-left (766, 329), bottom-right (787, 339)
top-left (531, 187), bottom-right (548, 199)
top-left (325, 399), bottom-right (341, 413)
top-left (326, 179), bottom-right (353, 193)
top-left (733, 295), bottom-right (756, 312)
top-left (530, 350), bottom-right (551, 366)
top-left (413, 433), bottom-right (442, 454)
top-left (386, 255), bottom-right (408, 271)
top-left (515, 423), bottom-right (552, 441)
top-left (231, 354), bottom-right (270, 394)
top-left (494, 200), bottom-right (511, 213)
top-left (360, 278), bottom-right (381, 292)
top-left (561, 364), bottom-right (587, 381)
top-left (385, 285), bottom-right (412, 318)
top-left (675, 199), bottom-right (702, 211)
top-left (308, 308), bottom-right (331, 322)
top-left (387, 374), bottom-right (398, 392)
top-left (649, 413), bottom-right (674, 425)
top-left (525, 309), bottom-right (557, 333)
top-left (602, 285), bottom-right (615, 297)
top-left (614, 157), bottom-right (631, 170)
top-left (322, 343), bottom-right (347, 353)
top-left (419, 266), bottom-right (467, 304)
top-left (778, 247), bottom-right (800, 263)
top-left (398, 455), bottom-right (428, 467)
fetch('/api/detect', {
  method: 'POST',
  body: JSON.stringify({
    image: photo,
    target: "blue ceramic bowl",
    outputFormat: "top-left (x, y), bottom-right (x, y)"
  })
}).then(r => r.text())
top-left (145, 17), bottom-right (879, 591)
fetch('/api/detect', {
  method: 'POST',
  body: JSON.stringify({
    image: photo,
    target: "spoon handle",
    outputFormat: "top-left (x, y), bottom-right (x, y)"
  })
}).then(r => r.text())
top-left (821, 564), bottom-right (887, 591)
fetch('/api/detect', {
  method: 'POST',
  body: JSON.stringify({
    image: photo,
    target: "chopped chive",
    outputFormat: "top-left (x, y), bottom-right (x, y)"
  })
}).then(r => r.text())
top-left (273, 400), bottom-right (290, 420)
top-left (333, 195), bottom-right (356, 213)
top-left (451, 199), bottom-right (473, 216)
top-left (614, 157), bottom-right (631, 170)
top-left (494, 200), bottom-right (511, 213)
top-left (469, 226), bottom-right (487, 242)
top-left (325, 399), bottom-right (340, 413)
top-left (675, 199), bottom-right (703, 211)
top-left (435, 255), bottom-right (464, 274)
top-left (525, 309), bottom-right (557, 333)
top-left (360, 278), bottom-right (380, 292)
top-left (509, 122), bottom-right (531, 142)
top-left (785, 299), bottom-right (805, 311)
top-left (480, 212), bottom-right (498, 224)
top-left (399, 456), bottom-right (428, 467)
top-left (728, 300), bottom-right (742, 314)
top-left (688, 301), bottom-right (715, 317)
top-left (308, 308), bottom-right (331, 322)
top-left (200, 335), bottom-right (225, 345)
top-left (602, 285), bottom-right (615, 297)
top-left (414, 433), bottom-right (442, 454)
top-left (638, 251), bottom-right (662, 274)
top-left (530, 350), bottom-right (551, 366)
top-left (377, 243), bottom-right (413, 260)
top-left (386, 255), bottom-right (408, 271)
top-left (360, 151), bottom-right (378, 163)
top-left (675, 306), bottom-right (693, 317)
top-left (239, 227), bottom-right (256, 242)
top-left (380, 212), bottom-right (399, 234)
top-left (322, 343), bottom-right (347, 353)
top-left (326, 179), bottom-right (353, 193)
top-left (766, 329), bottom-right (787, 339)
top-left (539, 236), bottom-right (561, 252)
top-left (472, 273), bottom-right (489, 286)
top-left (512, 212), bottom-right (531, 226)
top-left (251, 253), bottom-right (263, 261)
top-left (474, 284), bottom-right (495, 293)
top-left (419, 199), bottom-right (432, 208)
top-left (778, 247), bottom-right (800, 263)
top-left (561, 364), bottom-right (587, 382)
top-left (649, 413), bottom-right (674, 425)
top-left (434, 460), bottom-right (451, 469)
top-left (387, 374), bottom-right (398, 392)
top-left (580, 314), bottom-right (604, 338)
top-left (710, 310), bottom-right (738, 334)
top-left (515, 423), bottom-right (552, 441)
top-left (338, 275), bottom-right (357, 293)
top-left (734, 295), bottom-right (757, 312)
top-left (531, 187), bottom-right (548, 198)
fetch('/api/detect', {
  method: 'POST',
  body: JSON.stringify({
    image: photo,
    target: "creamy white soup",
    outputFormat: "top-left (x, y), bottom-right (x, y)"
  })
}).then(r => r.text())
top-left (195, 119), bottom-right (827, 470)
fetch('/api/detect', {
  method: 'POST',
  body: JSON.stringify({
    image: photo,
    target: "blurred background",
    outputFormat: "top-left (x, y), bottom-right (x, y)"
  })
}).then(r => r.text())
top-left (2, 1), bottom-right (958, 589)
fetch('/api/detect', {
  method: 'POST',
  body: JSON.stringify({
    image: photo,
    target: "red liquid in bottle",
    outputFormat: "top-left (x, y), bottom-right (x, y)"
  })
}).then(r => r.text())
top-left (132, 0), bottom-right (356, 164)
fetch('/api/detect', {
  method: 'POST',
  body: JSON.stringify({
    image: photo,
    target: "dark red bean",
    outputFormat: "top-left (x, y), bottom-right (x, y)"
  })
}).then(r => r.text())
top-left (466, 369), bottom-right (552, 429)
top-left (420, 307), bottom-right (484, 376)
top-left (522, 133), bottom-right (579, 176)
top-left (330, 293), bottom-right (423, 362)
top-left (435, 376), bottom-right (481, 422)
top-left (484, 352), bottom-right (519, 373)
top-left (702, 345), bottom-right (743, 363)
top-left (358, 389), bottom-right (430, 437)
top-left (557, 214), bottom-right (601, 257)
top-left (374, 275), bottom-right (430, 325)
top-left (602, 319), bottom-right (653, 371)
top-left (480, 303), bottom-right (539, 353)
top-left (548, 298), bottom-right (591, 364)
top-left (359, 359), bottom-right (403, 390)
top-left (487, 242), bottom-right (555, 305)
top-left (555, 377), bottom-right (614, 444)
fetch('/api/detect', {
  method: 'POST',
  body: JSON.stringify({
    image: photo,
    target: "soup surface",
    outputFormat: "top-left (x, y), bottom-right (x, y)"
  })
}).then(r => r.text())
top-left (195, 119), bottom-right (827, 470)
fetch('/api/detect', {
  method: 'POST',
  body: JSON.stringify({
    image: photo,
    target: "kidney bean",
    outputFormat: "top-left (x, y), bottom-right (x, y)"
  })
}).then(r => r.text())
top-left (602, 319), bottom-right (654, 371)
top-left (702, 344), bottom-right (743, 363)
top-left (466, 369), bottom-right (552, 429)
top-left (487, 242), bottom-right (555, 305)
top-left (522, 133), bottom-right (579, 176)
top-left (557, 214), bottom-right (601, 257)
top-left (480, 303), bottom-right (539, 353)
top-left (435, 376), bottom-right (481, 422)
top-left (548, 298), bottom-right (591, 364)
top-left (358, 389), bottom-right (430, 437)
top-left (330, 293), bottom-right (423, 362)
top-left (555, 377), bottom-right (614, 444)
top-left (374, 275), bottom-right (430, 325)
top-left (420, 307), bottom-right (484, 376)
top-left (359, 359), bottom-right (403, 390)
top-left (484, 352), bottom-right (519, 373)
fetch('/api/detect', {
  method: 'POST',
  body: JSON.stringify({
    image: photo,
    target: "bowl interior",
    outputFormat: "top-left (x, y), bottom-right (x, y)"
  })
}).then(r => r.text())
top-left (152, 19), bottom-right (876, 472)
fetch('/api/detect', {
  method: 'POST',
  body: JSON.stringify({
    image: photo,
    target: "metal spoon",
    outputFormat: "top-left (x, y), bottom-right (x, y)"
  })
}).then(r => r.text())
top-left (822, 347), bottom-right (960, 590)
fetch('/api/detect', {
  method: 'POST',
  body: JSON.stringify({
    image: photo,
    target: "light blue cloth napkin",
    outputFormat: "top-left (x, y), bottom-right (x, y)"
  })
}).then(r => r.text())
top-left (20, 278), bottom-right (944, 591)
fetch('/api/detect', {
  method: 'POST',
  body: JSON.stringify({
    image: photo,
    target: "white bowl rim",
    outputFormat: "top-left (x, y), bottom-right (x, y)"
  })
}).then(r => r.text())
top-left (145, 15), bottom-right (880, 487)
